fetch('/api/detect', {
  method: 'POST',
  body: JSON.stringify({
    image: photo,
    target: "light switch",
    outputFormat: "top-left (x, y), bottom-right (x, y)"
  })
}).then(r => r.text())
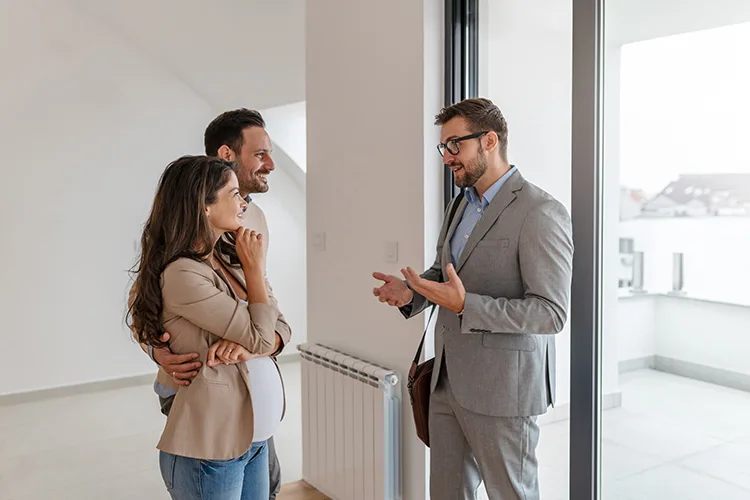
top-left (312, 232), bottom-right (326, 251)
top-left (385, 241), bottom-right (399, 263)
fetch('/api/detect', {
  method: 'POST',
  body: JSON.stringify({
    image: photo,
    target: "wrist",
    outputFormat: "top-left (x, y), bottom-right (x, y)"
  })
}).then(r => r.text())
top-left (455, 294), bottom-right (466, 315)
top-left (242, 262), bottom-right (262, 275)
top-left (243, 267), bottom-right (265, 286)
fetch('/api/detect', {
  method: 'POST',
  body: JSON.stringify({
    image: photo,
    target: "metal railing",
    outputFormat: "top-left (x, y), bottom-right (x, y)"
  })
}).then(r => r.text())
top-left (669, 252), bottom-right (686, 295)
top-left (622, 250), bottom-right (686, 295)
top-left (631, 251), bottom-right (645, 293)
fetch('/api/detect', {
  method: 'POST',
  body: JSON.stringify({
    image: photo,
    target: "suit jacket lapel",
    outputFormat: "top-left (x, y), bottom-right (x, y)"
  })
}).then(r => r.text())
top-left (455, 171), bottom-right (525, 273)
top-left (441, 197), bottom-right (469, 274)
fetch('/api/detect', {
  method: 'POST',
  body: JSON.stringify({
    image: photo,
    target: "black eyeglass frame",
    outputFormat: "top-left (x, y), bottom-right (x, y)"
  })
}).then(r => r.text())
top-left (437, 130), bottom-right (489, 157)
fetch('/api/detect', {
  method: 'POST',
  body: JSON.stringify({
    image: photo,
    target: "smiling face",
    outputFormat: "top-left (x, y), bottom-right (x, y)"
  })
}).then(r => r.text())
top-left (205, 171), bottom-right (248, 237)
top-left (440, 117), bottom-right (491, 189)
top-left (230, 126), bottom-right (276, 196)
top-left (434, 98), bottom-right (511, 196)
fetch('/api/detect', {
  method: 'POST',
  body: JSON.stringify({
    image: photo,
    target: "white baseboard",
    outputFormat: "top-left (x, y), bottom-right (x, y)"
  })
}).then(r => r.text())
top-left (620, 355), bottom-right (750, 393)
top-left (0, 372), bottom-right (156, 406)
top-left (0, 351), bottom-right (302, 406)
top-left (654, 355), bottom-right (750, 393)
top-left (619, 356), bottom-right (656, 373)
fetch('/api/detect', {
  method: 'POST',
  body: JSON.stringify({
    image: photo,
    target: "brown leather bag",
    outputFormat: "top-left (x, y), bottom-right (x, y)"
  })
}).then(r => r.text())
top-left (407, 306), bottom-right (437, 446)
top-left (407, 192), bottom-right (463, 447)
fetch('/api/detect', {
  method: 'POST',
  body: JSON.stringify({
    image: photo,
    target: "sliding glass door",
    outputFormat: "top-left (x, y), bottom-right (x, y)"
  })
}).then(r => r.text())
top-left (586, 0), bottom-right (750, 499)
top-left (573, 0), bottom-right (750, 498)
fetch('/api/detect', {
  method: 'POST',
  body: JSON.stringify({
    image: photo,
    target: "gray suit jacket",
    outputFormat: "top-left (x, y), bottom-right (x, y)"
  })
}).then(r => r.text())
top-left (401, 169), bottom-right (573, 417)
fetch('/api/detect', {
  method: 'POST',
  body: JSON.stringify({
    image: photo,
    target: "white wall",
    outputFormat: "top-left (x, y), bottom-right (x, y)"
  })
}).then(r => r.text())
top-left (620, 217), bottom-right (750, 305)
top-left (306, 0), bottom-right (442, 497)
top-left (253, 149), bottom-right (307, 352)
top-left (654, 296), bottom-right (750, 377)
top-left (616, 296), bottom-right (657, 362)
top-left (262, 102), bottom-right (308, 174)
top-left (0, 1), bottom-right (306, 395)
top-left (618, 295), bottom-right (750, 378)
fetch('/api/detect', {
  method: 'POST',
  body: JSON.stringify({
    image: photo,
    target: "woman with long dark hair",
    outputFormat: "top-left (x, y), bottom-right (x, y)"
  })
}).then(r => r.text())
top-left (128, 155), bottom-right (278, 499)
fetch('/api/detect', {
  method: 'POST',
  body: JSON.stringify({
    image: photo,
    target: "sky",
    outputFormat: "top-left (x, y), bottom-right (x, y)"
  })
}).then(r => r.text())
top-left (618, 21), bottom-right (750, 194)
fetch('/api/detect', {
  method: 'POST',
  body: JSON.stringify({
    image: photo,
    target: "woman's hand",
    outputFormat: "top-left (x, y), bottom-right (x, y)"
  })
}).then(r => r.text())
top-left (236, 227), bottom-right (269, 305)
top-left (207, 339), bottom-right (254, 367)
top-left (235, 227), bottom-right (264, 273)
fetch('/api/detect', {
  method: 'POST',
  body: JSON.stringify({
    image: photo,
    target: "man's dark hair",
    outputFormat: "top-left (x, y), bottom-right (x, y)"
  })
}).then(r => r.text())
top-left (204, 108), bottom-right (266, 156)
top-left (435, 98), bottom-right (509, 159)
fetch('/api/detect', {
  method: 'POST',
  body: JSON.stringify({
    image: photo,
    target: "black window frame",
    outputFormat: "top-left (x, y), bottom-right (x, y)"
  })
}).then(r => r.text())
top-left (443, 0), bottom-right (479, 208)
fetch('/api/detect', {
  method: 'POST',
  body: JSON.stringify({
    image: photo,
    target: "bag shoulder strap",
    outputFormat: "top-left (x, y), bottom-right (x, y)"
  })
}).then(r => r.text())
top-left (411, 191), bottom-right (464, 369)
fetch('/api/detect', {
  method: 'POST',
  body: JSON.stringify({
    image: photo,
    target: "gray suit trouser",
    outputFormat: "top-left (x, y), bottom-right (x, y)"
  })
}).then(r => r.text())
top-left (429, 364), bottom-right (540, 500)
top-left (160, 395), bottom-right (281, 498)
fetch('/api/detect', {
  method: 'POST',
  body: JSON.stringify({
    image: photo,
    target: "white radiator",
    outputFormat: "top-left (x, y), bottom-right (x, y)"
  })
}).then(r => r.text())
top-left (298, 343), bottom-right (402, 500)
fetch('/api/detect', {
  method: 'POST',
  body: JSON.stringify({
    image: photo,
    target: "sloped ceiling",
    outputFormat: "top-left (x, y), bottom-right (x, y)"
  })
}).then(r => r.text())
top-left (66, 0), bottom-right (308, 182)
top-left (607, 0), bottom-right (750, 45)
top-left (68, 0), bottom-right (306, 111)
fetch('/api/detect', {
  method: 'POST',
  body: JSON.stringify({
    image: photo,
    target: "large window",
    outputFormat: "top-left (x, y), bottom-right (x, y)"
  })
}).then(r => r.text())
top-left (452, 0), bottom-right (750, 498)
top-left (599, 12), bottom-right (750, 500)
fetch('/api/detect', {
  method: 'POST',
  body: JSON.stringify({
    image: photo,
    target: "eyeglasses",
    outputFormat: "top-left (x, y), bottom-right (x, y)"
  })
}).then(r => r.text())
top-left (437, 131), bottom-right (489, 157)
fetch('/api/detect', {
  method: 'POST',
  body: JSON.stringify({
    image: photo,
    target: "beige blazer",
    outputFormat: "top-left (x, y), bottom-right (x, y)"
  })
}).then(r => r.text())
top-left (155, 256), bottom-right (280, 460)
top-left (154, 201), bottom-right (292, 460)
top-left (148, 201), bottom-right (292, 367)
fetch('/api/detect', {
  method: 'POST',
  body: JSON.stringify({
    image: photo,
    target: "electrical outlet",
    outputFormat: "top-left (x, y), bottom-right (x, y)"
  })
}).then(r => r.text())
top-left (385, 241), bottom-right (399, 263)
top-left (312, 232), bottom-right (326, 251)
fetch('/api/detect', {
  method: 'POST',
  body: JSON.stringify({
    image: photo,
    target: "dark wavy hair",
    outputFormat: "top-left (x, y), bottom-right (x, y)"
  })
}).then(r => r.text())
top-left (127, 155), bottom-right (238, 347)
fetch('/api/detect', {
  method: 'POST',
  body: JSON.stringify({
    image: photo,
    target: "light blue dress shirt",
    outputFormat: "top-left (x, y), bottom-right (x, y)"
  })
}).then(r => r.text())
top-left (449, 166), bottom-right (517, 266)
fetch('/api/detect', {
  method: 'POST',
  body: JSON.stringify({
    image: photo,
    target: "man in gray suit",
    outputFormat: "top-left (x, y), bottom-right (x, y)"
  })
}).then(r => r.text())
top-left (373, 98), bottom-right (573, 499)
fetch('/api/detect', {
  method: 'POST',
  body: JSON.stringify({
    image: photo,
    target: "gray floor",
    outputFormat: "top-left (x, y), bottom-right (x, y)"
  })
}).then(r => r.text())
top-left (531, 369), bottom-right (750, 500)
top-left (1, 366), bottom-right (749, 499)
top-left (0, 362), bottom-right (302, 500)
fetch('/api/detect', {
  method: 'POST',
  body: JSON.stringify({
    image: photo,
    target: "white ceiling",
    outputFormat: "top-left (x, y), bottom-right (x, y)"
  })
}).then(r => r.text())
top-left (607, 0), bottom-right (750, 45)
top-left (68, 0), bottom-right (306, 111)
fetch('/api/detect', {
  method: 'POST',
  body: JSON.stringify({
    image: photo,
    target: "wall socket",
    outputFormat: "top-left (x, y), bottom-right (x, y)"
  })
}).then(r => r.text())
top-left (385, 241), bottom-right (399, 263)
top-left (312, 232), bottom-right (326, 251)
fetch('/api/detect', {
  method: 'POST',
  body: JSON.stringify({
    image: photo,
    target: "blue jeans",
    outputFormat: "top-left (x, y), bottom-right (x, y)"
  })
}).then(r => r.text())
top-left (159, 441), bottom-right (269, 500)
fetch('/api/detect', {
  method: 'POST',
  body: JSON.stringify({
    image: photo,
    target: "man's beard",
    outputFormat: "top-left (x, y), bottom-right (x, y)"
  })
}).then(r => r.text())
top-left (241, 171), bottom-right (271, 195)
top-left (453, 152), bottom-right (488, 188)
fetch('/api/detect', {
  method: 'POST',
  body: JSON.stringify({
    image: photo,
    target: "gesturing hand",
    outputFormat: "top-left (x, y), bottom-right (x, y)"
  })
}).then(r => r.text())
top-left (373, 272), bottom-right (414, 307)
top-left (401, 264), bottom-right (466, 314)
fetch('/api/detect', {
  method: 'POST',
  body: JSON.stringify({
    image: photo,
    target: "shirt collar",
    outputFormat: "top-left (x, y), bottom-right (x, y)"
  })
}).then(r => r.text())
top-left (466, 166), bottom-right (517, 206)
